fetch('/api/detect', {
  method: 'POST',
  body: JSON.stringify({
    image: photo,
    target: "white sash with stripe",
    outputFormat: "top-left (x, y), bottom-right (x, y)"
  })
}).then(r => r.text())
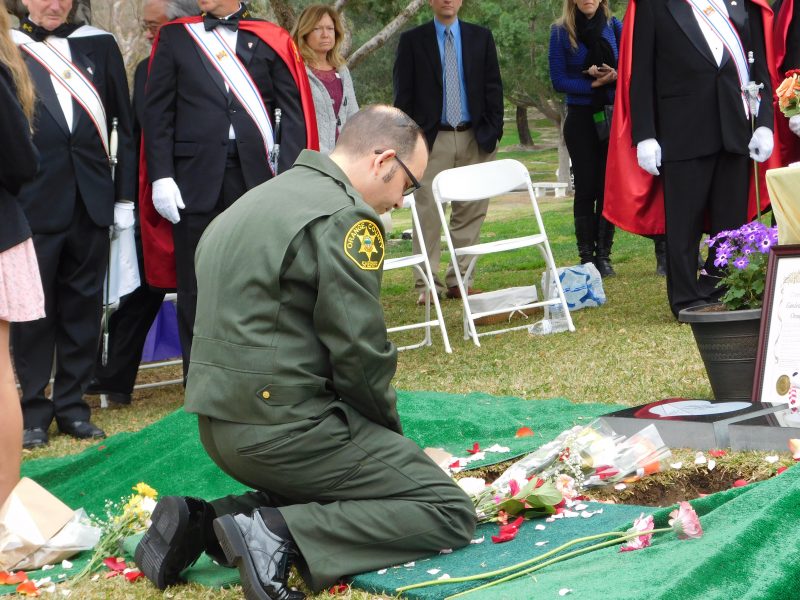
top-left (12, 27), bottom-right (110, 155)
top-left (184, 22), bottom-right (275, 173)
top-left (684, 0), bottom-right (752, 117)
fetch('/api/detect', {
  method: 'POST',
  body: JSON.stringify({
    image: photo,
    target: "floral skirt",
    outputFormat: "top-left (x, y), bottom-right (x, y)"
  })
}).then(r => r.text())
top-left (0, 238), bottom-right (45, 322)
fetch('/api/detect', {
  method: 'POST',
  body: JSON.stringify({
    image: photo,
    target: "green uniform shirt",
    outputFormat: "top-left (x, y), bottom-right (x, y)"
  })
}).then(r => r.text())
top-left (185, 150), bottom-right (401, 433)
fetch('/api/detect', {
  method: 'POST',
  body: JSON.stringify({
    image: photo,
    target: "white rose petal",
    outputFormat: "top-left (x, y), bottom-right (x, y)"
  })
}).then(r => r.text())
top-left (57, 575), bottom-right (66, 580)
top-left (469, 536), bottom-right (485, 544)
top-left (535, 541), bottom-right (548, 546)
top-left (90, 574), bottom-right (100, 582)
top-left (559, 588), bottom-right (573, 596)
top-left (614, 483), bottom-right (627, 491)
top-left (457, 477), bottom-right (487, 496)
top-left (670, 462), bottom-right (683, 470)
top-left (466, 451), bottom-right (486, 462)
top-left (377, 569), bottom-right (388, 575)
top-left (439, 548), bottom-right (453, 554)
top-left (563, 510), bottom-right (579, 518)
top-left (41, 565), bottom-right (55, 571)
top-left (574, 503), bottom-right (588, 511)
top-left (694, 452), bottom-right (707, 465)
top-left (580, 511), bottom-right (595, 518)
top-left (535, 524), bottom-right (546, 531)
top-left (707, 459), bottom-right (716, 471)
top-left (485, 444), bottom-right (511, 453)
top-left (427, 569), bottom-right (441, 575)
top-left (438, 574), bottom-right (451, 581)
top-left (403, 562), bottom-right (415, 568)
top-left (61, 560), bottom-right (73, 569)
top-left (765, 455), bottom-right (780, 464)
top-left (546, 517), bottom-right (556, 523)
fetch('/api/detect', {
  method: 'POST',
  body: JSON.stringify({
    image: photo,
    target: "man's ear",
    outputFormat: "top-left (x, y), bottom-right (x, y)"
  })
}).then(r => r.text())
top-left (372, 149), bottom-right (395, 176)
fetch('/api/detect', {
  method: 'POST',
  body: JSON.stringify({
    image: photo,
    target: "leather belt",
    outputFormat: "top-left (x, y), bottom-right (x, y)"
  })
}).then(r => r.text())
top-left (438, 122), bottom-right (472, 132)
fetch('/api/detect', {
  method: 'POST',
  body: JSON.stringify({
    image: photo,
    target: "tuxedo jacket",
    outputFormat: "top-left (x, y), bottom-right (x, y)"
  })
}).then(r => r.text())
top-left (17, 32), bottom-right (135, 234)
top-left (630, 0), bottom-right (773, 161)
top-left (0, 64), bottom-right (38, 253)
top-left (144, 21), bottom-right (306, 214)
top-left (393, 20), bottom-right (504, 154)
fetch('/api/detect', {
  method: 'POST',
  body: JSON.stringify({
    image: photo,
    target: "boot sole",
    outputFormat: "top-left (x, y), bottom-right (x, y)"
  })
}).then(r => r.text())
top-left (214, 515), bottom-right (271, 600)
top-left (135, 496), bottom-right (190, 589)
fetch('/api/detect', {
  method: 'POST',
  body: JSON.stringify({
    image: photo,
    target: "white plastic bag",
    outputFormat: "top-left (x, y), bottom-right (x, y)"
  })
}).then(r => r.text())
top-left (542, 262), bottom-right (606, 317)
top-left (14, 509), bottom-right (101, 570)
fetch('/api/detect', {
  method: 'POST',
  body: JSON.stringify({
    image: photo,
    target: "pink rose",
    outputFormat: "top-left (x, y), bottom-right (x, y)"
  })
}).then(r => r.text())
top-left (619, 513), bottom-right (654, 552)
top-left (668, 502), bottom-right (703, 540)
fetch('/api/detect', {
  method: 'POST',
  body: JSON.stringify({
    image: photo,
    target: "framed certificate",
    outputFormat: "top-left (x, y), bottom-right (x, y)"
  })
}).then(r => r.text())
top-left (752, 245), bottom-right (800, 426)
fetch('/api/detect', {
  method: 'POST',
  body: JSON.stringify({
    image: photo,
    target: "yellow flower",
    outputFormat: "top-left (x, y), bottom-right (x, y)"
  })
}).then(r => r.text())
top-left (132, 482), bottom-right (158, 499)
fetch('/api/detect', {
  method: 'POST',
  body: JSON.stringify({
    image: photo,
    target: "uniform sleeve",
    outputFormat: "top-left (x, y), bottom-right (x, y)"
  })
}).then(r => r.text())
top-left (143, 27), bottom-right (178, 181)
top-left (0, 66), bottom-right (38, 194)
top-left (629, 0), bottom-right (658, 144)
top-left (312, 207), bottom-right (402, 434)
top-left (103, 37), bottom-right (136, 201)
top-left (748, 3), bottom-right (773, 129)
top-left (482, 30), bottom-right (504, 144)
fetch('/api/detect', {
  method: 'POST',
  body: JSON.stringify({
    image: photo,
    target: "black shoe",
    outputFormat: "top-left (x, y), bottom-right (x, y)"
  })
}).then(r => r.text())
top-left (214, 512), bottom-right (305, 600)
top-left (58, 420), bottom-right (106, 440)
top-left (84, 379), bottom-right (104, 395)
top-left (22, 427), bottom-right (48, 449)
top-left (136, 496), bottom-right (216, 589)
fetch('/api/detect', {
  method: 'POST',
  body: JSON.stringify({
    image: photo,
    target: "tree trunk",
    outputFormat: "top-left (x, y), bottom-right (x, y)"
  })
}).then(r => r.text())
top-left (346, 0), bottom-right (426, 69)
top-left (268, 0), bottom-right (296, 31)
top-left (557, 116), bottom-right (572, 192)
top-left (515, 105), bottom-right (534, 147)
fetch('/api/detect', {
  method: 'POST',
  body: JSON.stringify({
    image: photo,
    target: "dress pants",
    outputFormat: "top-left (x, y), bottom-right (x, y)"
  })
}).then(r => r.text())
top-left (662, 151), bottom-right (749, 317)
top-left (412, 128), bottom-right (497, 293)
top-left (92, 214), bottom-right (166, 393)
top-left (12, 199), bottom-right (109, 430)
top-left (197, 404), bottom-right (476, 592)
top-left (173, 153), bottom-right (247, 376)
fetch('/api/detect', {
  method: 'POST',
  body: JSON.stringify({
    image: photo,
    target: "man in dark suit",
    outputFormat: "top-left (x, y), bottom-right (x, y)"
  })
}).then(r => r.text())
top-left (87, 0), bottom-right (197, 405)
top-left (629, 0), bottom-right (774, 317)
top-left (393, 0), bottom-right (503, 305)
top-left (774, 0), bottom-right (800, 161)
top-left (12, 0), bottom-right (136, 447)
top-left (143, 0), bottom-right (315, 376)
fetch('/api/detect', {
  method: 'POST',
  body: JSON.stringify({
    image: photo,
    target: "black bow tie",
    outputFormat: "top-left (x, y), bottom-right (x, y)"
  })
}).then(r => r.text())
top-left (203, 15), bottom-right (240, 32)
top-left (20, 17), bottom-right (77, 42)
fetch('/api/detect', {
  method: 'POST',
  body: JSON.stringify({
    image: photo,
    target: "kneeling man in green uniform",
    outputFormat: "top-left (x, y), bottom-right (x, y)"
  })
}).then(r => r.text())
top-left (136, 105), bottom-right (476, 600)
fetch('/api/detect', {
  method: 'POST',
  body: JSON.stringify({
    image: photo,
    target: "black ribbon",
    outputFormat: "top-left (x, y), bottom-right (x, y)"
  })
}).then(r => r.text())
top-left (20, 17), bottom-right (79, 42)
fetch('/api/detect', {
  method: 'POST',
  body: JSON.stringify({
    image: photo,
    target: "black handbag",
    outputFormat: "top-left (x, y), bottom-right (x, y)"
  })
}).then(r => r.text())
top-left (593, 105), bottom-right (614, 141)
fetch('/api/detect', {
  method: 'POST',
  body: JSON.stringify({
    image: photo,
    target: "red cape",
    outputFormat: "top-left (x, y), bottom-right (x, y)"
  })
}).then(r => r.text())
top-left (603, 0), bottom-right (778, 236)
top-left (138, 17), bottom-right (320, 289)
top-left (773, 0), bottom-right (800, 166)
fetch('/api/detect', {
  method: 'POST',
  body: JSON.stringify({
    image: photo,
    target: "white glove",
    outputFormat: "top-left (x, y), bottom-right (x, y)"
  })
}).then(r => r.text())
top-left (748, 126), bottom-right (774, 163)
top-left (151, 177), bottom-right (185, 224)
top-left (636, 138), bottom-right (662, 176)
top-left (789, 115), bottom-right (800, 137)
top-left (112, 201), bottom-right (135, 238)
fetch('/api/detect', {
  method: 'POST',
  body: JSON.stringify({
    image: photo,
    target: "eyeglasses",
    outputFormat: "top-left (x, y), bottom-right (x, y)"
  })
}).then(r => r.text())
top-left (140, 20), bottom-right (162, 35)
top-left (374, 150), bottom-right (422, 196)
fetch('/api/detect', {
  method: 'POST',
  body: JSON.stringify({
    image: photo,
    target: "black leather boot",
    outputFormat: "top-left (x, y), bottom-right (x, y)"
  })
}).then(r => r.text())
top-left (574, 215), bottom-right (596, 265)
top-left (136, 496), bottom-right (219, 589)
top-left (653, 235), bottom-right (667, 276)
top-left (595, 217), bottom-right (616, 277)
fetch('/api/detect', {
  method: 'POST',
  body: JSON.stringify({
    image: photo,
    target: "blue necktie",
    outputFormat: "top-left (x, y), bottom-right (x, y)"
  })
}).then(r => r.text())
top-left (444, 27), bottom-right (462, 128)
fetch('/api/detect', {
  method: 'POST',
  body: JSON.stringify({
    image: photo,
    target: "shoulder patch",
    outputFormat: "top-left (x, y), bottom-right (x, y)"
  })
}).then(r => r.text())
top-left (344, 219), bottom-right (385, 270)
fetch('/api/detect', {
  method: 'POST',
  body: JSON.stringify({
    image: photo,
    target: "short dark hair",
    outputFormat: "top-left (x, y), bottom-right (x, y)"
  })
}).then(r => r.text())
top-left (335, 105), bottom-right (424, 160)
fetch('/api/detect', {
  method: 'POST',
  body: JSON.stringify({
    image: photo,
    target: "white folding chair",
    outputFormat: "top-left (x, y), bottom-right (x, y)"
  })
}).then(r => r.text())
top-left (432, 159), bottom-right (575, 347)
top-left (383, 195), bottom-right (452, 353)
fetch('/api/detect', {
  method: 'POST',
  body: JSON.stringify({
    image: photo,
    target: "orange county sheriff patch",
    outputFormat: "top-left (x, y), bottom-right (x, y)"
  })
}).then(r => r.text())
top-left (344, 219), bottom-right (385, 270)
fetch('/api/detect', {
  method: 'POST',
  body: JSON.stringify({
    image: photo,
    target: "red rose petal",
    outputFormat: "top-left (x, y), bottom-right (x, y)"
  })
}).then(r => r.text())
top-left (328, 583), bottom-right (349, 594)
top-left (509, 480), bottom-right (520, 497)
top-left (15, 580), bottom-right (38, 597)
top-left (449, 459), bottom-right (462, 469)
top-left (708, 449), bottom-right (726, 458)
top-left (103, 557), bottom-right (127, 572)
top-left (466, 443), bottom-right (480, 455)
top-left (0, 571), bottom-right (28, 585)
top-left (733, 479), bottom-right (748, 487)
top-left (124, 569), bottom-right (144, 582)
top-left (777, 466), bottom-right (788, 475)
top-left (515, 427), bottom-right (534, 438)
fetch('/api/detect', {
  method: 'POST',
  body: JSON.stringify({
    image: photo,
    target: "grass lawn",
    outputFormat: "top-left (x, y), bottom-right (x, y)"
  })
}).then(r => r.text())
top-left (18, 128), bottom-right (791, 599)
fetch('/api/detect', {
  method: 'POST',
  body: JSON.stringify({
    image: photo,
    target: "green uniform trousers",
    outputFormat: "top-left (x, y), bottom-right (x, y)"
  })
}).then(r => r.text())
top-left (198, 404), bottom-right (476, 592)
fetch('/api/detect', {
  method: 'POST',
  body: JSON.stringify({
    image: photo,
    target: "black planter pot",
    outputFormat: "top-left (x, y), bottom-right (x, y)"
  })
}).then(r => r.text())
top-left (678, 303), bottom-right (762, 401)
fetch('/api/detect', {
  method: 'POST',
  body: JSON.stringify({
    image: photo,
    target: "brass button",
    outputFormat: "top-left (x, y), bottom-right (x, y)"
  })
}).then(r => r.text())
top-left (261, 391), bottom-right (270, 399)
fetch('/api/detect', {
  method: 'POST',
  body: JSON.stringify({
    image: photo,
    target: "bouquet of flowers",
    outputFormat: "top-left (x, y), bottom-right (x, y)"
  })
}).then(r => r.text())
top-left (706, 221), bottom-right (779, 310)
top-left (491, 420), bottom-right (671, 494)
top-left (776, 69), bottom-right (800, 117)
top-left (458, 476), bottom-right (562, 525)
top-left (71, 482), bottom-right (158, 584)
